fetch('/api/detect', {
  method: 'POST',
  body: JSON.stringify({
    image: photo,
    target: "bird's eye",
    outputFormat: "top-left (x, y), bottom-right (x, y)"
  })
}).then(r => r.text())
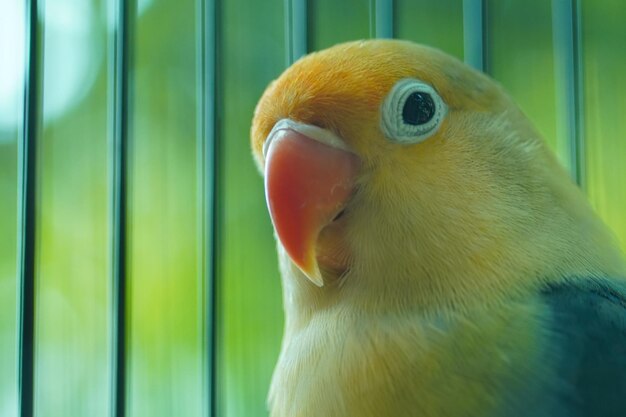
top-left (380, 78), bottom-right (447, 144)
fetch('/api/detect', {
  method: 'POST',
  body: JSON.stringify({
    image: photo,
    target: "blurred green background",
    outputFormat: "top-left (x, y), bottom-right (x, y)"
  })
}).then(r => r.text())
top-left (0, 0), bottom-right (625, 416)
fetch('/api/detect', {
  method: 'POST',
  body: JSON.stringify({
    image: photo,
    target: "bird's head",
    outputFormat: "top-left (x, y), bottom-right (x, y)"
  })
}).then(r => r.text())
top-left (251, 40), bottom-right (624, 313)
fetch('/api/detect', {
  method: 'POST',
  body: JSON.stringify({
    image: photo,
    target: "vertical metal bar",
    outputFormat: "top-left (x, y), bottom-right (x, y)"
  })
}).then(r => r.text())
top-left (463, 0), bottom-right (487, 72)
top-left (109, 0), bottom-right (133, 415)
top-left (284, 0), bottom-right (292, 64)
top-left (196, 0), bottom-right (218, 415)
top-left (285, 0), bottom-right (307, 65)
top-left (17, 0), bottom-right (40, 416)
top-left (371, 0), bottom-right (393, 39)
top-left (552, 0), bottom-right (584, 186)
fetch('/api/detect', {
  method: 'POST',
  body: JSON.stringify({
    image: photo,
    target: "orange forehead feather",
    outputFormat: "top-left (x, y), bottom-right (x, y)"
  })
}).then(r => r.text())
top-left (251, 39), bottom-right (504, 171)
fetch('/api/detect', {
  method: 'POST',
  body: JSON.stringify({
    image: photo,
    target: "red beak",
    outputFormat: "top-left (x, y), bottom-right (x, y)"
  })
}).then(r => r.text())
top-left (264, 121), bottom-right (360, 286)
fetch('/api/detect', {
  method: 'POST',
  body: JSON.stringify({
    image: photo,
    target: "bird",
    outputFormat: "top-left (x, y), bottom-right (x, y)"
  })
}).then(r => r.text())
top-left (250, 39), bottom-right (626, 417)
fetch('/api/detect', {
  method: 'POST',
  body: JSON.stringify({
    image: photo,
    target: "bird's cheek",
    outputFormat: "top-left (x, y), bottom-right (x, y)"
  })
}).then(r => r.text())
top-left (264, 128), bottom-right (360, 286)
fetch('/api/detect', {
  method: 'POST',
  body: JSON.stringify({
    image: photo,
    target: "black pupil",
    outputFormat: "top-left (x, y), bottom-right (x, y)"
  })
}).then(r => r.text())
top-left (402, 92), bottom-right (435, 125)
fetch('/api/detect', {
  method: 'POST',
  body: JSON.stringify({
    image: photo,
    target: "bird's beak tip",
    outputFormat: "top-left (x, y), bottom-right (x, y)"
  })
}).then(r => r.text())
top-left (300, 261), bottom-right (324, 287)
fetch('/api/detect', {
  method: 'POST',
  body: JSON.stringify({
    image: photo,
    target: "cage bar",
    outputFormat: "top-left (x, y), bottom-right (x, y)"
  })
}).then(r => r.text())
top-left (196, 0), bottom-right (219, 415)
top-left (17, 0), bottom-right (40, 416)
top-left (371, 0), bottom-right (394, 39)
top-left (109, 0), bottom-right (132, 415)
top-left (552, 0), bottom-right (584, 186)
top-left (463, 0), bottom-right (487, 72)
top-left (285, 0), bottom-right (307, 65)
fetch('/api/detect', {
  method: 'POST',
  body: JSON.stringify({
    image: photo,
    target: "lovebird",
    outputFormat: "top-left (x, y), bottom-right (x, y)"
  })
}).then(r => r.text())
top-left (250, 39), bottom-right (626, 417)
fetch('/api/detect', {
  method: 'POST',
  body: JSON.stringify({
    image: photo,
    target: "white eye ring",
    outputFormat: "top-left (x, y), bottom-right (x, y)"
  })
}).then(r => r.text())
top-left (380, 78), bottom-right (447, 144)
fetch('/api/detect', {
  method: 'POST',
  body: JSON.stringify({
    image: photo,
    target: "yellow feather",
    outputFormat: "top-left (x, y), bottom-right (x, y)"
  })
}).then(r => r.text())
top-left (251, 39), bottom-right (626, 417)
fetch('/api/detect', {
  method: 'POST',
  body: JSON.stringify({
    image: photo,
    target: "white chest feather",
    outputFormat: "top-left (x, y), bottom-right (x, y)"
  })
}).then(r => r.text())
top-left (268, 304), bottom-right (544, 417)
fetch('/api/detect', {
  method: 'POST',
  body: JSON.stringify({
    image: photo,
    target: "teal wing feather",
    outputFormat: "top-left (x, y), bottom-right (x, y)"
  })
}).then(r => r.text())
top-left (540, 277), bottom-right (626, 417)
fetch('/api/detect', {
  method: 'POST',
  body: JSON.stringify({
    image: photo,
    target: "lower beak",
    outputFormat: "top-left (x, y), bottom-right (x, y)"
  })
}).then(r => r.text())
top-left (264, 120), bottom-right (360, 286)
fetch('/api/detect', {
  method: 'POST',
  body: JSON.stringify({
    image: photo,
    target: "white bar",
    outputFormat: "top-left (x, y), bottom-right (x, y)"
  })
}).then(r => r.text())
top-left (375, 0), bottom-right (393, 39)
top-left (552, 0), bottom-right (584, 186)
top-left (285, 0), bottom-right (307, 65)
top-left (463, 0), bottom-right (485, 71)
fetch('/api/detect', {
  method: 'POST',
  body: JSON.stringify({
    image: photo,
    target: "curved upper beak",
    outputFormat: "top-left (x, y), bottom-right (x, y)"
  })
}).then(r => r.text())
top-left (264, 119), bottom-right (360, 286)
